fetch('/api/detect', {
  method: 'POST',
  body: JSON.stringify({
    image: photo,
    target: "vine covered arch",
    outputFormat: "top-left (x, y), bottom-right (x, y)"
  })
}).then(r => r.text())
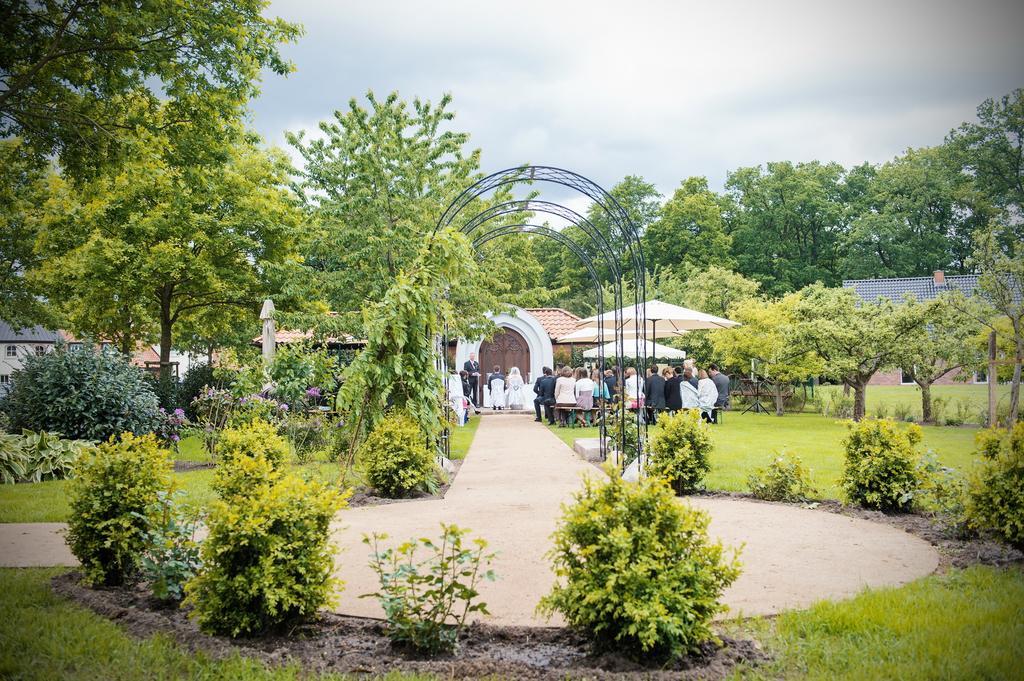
top-left (433, 166), bottom-right (649, 465)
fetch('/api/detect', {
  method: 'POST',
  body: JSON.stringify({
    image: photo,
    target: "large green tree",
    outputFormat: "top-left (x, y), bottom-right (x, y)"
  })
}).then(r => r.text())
top-left (725, 161), bottom-right (853, 295)
top-left (896, 295), bottom-right (982, 423)
top-left (0, 0), bottom-right (300, 178)
top-left (642, 177), bottom-right (733, 273)
top-left (32, 124), bottom-right (303, 375)
top-left (790, 284), bottom-right (927, 421)
top-left (841, 146), bottom-right (989, 278)
top-left (0, 139), bottom-right (52, 328)
top-left (947, 88), bottom-right (1024, 251)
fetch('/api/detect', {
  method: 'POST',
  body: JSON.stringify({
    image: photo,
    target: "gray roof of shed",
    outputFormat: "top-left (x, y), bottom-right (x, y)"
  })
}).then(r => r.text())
top-left (0, 320), bottom-right (62, 344)
top-left (842, 274), bottom-right (980, 303)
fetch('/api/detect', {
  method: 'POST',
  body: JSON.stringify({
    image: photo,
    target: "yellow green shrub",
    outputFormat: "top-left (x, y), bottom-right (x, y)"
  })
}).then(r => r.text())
top-left (841, 418), bottom-right (926, 512)
top-left (646, 409), bottom-right (713, 494)
top-left (213, 420), bottom-right (288, 470)
top-left (358, 411), bottom-right (439, 498)
top-left (966, 424), bottom-right (1024, 549)
top-left (66, 433), bottom-right (172, 586)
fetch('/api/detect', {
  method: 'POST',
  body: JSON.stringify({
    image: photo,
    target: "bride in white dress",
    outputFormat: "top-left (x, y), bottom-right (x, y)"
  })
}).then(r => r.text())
top-left (506, 367), bottom-right (525, 410)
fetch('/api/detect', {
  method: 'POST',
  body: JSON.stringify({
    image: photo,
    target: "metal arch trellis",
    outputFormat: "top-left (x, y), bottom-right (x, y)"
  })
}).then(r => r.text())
top-left (432, 166), bottom-right (649, 470)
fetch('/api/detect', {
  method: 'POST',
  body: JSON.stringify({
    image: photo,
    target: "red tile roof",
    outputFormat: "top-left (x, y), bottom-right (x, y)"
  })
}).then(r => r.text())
top-left (524, 308), bottom-right (581, 341)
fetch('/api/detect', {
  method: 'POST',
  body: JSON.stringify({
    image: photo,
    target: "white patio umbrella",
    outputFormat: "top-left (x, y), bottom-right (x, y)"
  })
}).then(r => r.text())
top-left (583, 340), bottom-right (687, 360)
top-left (577, 299), bottom-right (741, 333)
top-left (556, 325), bottom-right (688, 343)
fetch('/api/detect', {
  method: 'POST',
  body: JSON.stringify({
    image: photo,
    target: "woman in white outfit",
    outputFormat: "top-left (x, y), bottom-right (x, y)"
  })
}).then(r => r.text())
top-left (553, 366), bottom-right (577, 427)
top-left (679, 369), bottom-right (701, 410)
top-left (447, 371), bottom-right (468, 425)
top-left (623, 367), bottom-right (643, 410)
top-left (506, 367), bottom-right (525, 410)
top-left (696, 369), bottom-right (719, 423)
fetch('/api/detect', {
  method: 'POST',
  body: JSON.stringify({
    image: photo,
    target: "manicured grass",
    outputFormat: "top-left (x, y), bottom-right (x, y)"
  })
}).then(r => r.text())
top-left (725, 566), bottom-right (1024, 680)
top-left (817, 382), bottom-right (1010, 423)
top-left (0, 462), bottom-right (342, 523)
top-left (2, 566), bottom-right (1019, 680)
top-left (548, 410), bottom-right (980, 499)
top-left (0, 567), bottom-right (433, 681)
top-left (449, 414), bottom-right (481, 460)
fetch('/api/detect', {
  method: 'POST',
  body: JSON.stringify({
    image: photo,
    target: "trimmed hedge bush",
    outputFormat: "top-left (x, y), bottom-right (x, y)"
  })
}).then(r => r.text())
top-left (645, 409), bottom-right (713, 494)
top-left (66, 433), bottom-right (172, 586)
top-left (841, 418), bottom-right (926, 512)
top-left (747, 452), bottom-right (818, 502)
top-left (1, 344), bottom-right (160, 441)
top-left (185, 469), bottom-right (345, 637)
top-left (359, 411), bottom-right (438, 498)
top-left (538, 468), bottom-right (741, 658)
top-left (213, 420), bottom-right (288, 469)
top-left (966, 424), bottom-right (1024, 549)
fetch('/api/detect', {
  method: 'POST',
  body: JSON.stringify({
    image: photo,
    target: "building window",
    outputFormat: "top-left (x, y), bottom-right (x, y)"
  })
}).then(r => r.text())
top-left (974, 370), bottom-right (988, 384)
top-left (5, 345), bottom-right (15, 357)
top-left (899, 368), bottom-right (916, 385)
top-left (68, 343), bottom-right (82, 352)
top-left (35, 345), bottom-right (46, 356)
top-left (0, 375), bottom-right (8, 384)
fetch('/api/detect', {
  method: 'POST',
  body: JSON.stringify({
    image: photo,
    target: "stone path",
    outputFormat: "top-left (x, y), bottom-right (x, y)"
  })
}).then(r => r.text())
top-left (0, 414), bottom-right (939, 625)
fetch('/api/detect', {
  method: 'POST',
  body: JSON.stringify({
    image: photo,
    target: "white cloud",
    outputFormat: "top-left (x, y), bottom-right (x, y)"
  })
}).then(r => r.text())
top-left (255, 0), bottom-right (1024, 198)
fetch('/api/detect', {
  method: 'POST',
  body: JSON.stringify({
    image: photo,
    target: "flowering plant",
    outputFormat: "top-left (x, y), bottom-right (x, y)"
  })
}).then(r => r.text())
top-left (155, 407), bottom-right (187, 451)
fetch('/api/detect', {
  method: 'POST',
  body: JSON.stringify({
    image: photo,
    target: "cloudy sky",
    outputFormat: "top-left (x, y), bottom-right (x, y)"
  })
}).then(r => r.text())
top-left (250, 0), bottom-right (1023, 207)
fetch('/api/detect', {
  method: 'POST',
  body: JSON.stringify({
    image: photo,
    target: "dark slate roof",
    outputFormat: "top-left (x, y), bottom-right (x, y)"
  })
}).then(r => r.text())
top-left (842, 274), bottom-right (980, 303)
top-left (0, 320), bottom-right (62, 344)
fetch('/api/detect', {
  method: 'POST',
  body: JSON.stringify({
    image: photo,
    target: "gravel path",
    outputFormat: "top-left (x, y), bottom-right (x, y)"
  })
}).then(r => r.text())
top-left (0, 414), bottom-right (938, 624)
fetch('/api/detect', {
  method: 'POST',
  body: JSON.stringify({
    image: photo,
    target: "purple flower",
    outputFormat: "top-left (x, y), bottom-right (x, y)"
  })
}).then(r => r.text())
top-left (305, 387), bottom-right (322, 398)
top-left (279, 403), bottom-right (289, 411)
top-left (171, 434), bottom-right (180, 442)
top-left (173, 408), bottom-right (185, 417)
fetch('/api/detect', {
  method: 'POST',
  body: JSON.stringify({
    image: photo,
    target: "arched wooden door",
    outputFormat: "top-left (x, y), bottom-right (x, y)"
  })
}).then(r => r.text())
top-left (478, 326), bottom-right (531, 392)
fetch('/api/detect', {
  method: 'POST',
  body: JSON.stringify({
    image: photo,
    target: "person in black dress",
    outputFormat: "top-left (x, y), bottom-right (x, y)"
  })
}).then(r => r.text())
top-left (645, 366), bottom-right (667, 424)
top-left (664, 366), bottom-right (683, 413)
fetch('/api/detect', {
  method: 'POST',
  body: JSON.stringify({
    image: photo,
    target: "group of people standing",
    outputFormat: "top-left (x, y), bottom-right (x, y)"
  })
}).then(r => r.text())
top-left (457, 353), bottom-right (526, 413)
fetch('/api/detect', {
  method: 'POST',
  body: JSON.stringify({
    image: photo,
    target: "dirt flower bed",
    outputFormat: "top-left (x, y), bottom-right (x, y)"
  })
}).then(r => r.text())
top-left (51, 571), bottom-right (767, 680)
top-left (692, 490), bottom-right (1023, 571)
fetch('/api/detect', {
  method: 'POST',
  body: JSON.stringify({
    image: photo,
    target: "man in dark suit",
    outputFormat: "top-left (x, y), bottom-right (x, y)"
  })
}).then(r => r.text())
top-left (644, 366), bottom-right (666, 424)
top-left (533, 366), bottom-right (556, 424)
top-left (664, 366), bottom-right (683, 413)
top-left (463, 352), bottom-right (481, 406)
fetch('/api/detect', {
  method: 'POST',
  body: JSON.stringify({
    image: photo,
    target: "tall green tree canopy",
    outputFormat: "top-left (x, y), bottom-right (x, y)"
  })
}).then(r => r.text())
top-left (32, 123), bottom-right (303, 373)
top-left (841, 146), bottom-right (989, 279)
top-left (642, 176), bottom-right (733, 273)
top-left (0, 0), bottom-right (301, 178)
top-left (725, 161), bottom-right (851, 295)
top-left (947, 88), bottom-right (1024, 251)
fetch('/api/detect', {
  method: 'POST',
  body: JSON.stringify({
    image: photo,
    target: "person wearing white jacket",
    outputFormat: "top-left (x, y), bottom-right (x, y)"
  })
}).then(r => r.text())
top-left (679, 368), bottom-right (701, 410)
top-left (696, 369), bottom-right (719, 423)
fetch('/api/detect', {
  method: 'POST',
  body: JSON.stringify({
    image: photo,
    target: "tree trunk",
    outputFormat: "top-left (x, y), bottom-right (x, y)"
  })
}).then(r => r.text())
top-left (775, 386), bottom-right (785, 416)
top-left (852, 381), bottom-right (867, 421)
top-left (917, 379), bottom-right (933, 423)
top-left (1010, 324), bottom-right (1022, 425)
top-left (843, 382), bottom-right (851, 397)
top-left (159, 287), bottom-right (174, 382)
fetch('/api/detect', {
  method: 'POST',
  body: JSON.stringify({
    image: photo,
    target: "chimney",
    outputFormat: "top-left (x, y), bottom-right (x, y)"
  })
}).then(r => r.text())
top-left (933, 270), bottom-right (945, 286)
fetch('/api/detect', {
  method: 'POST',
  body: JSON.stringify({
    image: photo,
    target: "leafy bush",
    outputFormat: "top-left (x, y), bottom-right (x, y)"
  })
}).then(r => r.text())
top-left (178, 363), bottom-right (218, 419)
top-left (185, 472), bottom-right (345, 637)
top-left (213, 420), bottom-right (288, 470)
top-left (930, 395), bottom-right (949, 424)
top-left (609, 398), bottom-right (643, 466)
top-left (841, 419), bottom-right (927, 512)
top-left (538, 468), bottom-right (741, 658)
top-left (943, 398), bottom-right (972, 427)
top-left (645, 409), bottom-right (712, 494)
top-left (363, 524), bottom-right (495, 653)
top-left (0, 432), bottom-right (29, 484)
top-left (66, 433), bottom-right (172, 586)
top-left (227, 394), bottom-right (289, 428)
top-left (917, 451), bottom-right (972, 538)
top-left (138, 491), bottom-right (203, 602)
top-left (0, 430), bottom-right (92, 483)
top-left (1, 344), bottom-right (160, 441)
top-left (965, 424), bottom-right (1024, 549)
top-left (268, 343), bottom-right (336, 410)
top-left (359, 411), bottom-right (439, 498)
top-left (144, 373), bottom-right (179, 411)
top-left (18, 430), bottom-right (92, 482)
top-left (747, 452), bottom-right (818, 502)
top-left (870, 401), bottom-right (890, 420)
top-left (154, 408), bottom-right (186, 451)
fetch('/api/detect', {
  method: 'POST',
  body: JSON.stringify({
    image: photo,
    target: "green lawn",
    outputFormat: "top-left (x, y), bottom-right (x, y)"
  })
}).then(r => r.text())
top-left (1, 424), bottom-right (483, 523)
top-left (549, 410), bottom-right (980, 499)
top-left (817, 382), bottom-right (1010, 423)
top-left (2, 566), bottom-right (1020, 680)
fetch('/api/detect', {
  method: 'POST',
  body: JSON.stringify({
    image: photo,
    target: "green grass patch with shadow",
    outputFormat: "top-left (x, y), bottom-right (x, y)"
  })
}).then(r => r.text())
top-left (0, 567), bottom-right (436, 681)
top-left (724, 566), bottom-right (1024, 680)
